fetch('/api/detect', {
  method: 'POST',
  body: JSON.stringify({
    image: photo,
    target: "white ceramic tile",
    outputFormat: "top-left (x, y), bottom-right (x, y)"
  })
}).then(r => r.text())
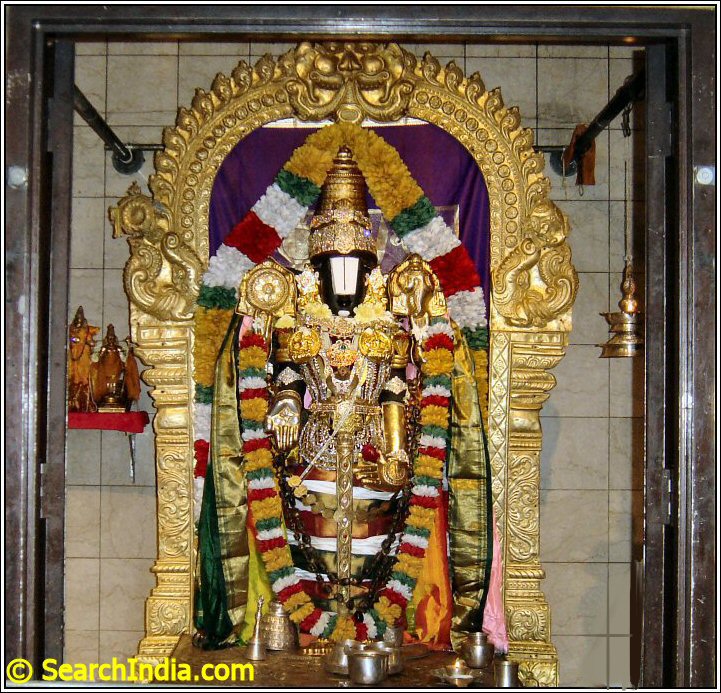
top-left (465, 56), bottom-right (537, 124)
top-left (107, 55), bottom-right (178, 115)
top-left (105, 111), bottom-right (177, 127)
top-left (542, 128), bottom-right (610, 202)
top-left (71, 197), bottom-right (107, 269)
top-left (609, 129), bottom-right (645, 201)
top-left (609, 490), bottom-right (643, 562)
top-left (100, 485), bottom-right (157, 559)
top-left (610, 45), bottom-right (643, 58)
top-left (101, 424), bottom-right (157, 488)
top-left (554, 200), bottom-right (610, 273)
top-left (609, 197), bottom-right (645, 270)
top-left (104, 197), bottom-right (132, 270)
top-left (609, 636), bottom-right (633, 687)
top-left (250, 41), bottom-right (300, 58)
top-left (98, 630), bottom-right (144, 664)
top-left (179, 41), bottom-right (250, 56)
top-left (65, 558), bottom-right (100, 631)
top-left (76, 42), bottom-right (107, 56)
top-left (540, 416), bottom-right (609, 490)
top-left (108, 41), bottom-right (178, 56)
top-left (66, 429), bottom-right (102, 485)
top-left (69, 269), bottom-right (104, 328)
top-left (609, 417), bottom-right (644, 490)
top-left (72, 126), bottom-right (107, 198)
top-left (538, 45), bottom-right (608, 59)
top-left (570, 272), bottom-right (611, 346)
top-left (537, 57), bottom-right (609, 129)
top-left (554, 635), bottom-right (608, 687)
top-left (101, 269), bottom-right (131, 337)
top-left (540, 490), bottom-right (608, 563)
top-left (178, 54), bottom-right (249, 109)
top-left (74, 55), bottom-right (107, 126)
top-left (544, 562), bottom-right (607, 634)
top-left (408, 43), bottom-right (465, 59)
top-left (609, 563), bottom-right (632, 634)
top-left (465, 43), bottom-right (536, 58)
top-left (99, 558), bottom-right (154, 631)
top-left (542, 345), bottom-right (609, 418)
top-left (609, 357), bottom-right (644, 418)
top-left (65, 486), bottom-right (101, 558)
top-left (64, 630), bottom-right (100, 665)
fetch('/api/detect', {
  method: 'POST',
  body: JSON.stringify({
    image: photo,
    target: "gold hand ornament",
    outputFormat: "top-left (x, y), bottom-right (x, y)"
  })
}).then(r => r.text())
top-left (265, 392), bottom-right (302, 451)
top-left (354, 450), bottom-right (410, 492)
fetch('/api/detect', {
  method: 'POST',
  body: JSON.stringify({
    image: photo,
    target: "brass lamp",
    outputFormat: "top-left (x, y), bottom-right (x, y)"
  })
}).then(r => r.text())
top-left (599, 160), bottom-right (644, 358)
top-left (598, 260), bottom-right (644, 357)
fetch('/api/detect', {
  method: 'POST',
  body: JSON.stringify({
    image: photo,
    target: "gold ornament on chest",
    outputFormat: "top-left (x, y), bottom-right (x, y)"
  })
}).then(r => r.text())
top-left (326, 338), bottom-right (358, 369)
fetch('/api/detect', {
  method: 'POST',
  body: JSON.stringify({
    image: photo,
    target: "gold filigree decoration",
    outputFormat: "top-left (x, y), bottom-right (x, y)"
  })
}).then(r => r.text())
top-left (110, 182), bottom-right (202, 321)
top-left (119, 42), bottom-right (578, 682)
top-left (493, 200), bottom-right (579, 327)
top-left (508, 607), bottom-right (546, 642)
top-left (148, 602), bottom-right (188, 636)
top-left (285, 42), bottom-right (414, 124)
top-left (520, 660), bottom-right (559, 687)
top-left (506, 453), bottom-right (539, 563)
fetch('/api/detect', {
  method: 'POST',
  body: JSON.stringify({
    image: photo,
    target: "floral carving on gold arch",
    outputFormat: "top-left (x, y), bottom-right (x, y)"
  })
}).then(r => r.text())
top-left (109, 41), bottom-right (571, 686)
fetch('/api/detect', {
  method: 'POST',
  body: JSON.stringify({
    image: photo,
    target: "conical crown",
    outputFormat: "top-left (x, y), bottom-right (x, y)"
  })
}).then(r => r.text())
top-left (309, 146), bottom-right (376, 260)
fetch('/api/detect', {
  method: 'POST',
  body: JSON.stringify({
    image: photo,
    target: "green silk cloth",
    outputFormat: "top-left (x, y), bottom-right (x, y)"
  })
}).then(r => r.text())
top-left (447, 325), bottom-right (494, 650)
top-left (195, 314), bottom-right (272, 647)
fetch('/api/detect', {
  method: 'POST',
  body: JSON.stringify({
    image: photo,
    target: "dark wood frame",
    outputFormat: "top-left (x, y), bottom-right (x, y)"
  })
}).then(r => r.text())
top-left (4, 5), bottom-right (716, 687)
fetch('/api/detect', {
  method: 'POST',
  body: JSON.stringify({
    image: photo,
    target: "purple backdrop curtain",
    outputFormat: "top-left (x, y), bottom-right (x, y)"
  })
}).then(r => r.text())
top-left (209, 123), bottom-right (491, 304)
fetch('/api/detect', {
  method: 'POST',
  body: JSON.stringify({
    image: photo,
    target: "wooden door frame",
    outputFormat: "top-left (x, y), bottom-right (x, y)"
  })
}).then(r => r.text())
top-left (4, 5), bottom-right (715, 686)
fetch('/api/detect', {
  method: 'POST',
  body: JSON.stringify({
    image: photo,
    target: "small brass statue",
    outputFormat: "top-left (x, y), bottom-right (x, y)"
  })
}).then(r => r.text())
top-left (67, 306), bottom-right (100, 413)
top-left (91, 325), bottom-right (127, 411)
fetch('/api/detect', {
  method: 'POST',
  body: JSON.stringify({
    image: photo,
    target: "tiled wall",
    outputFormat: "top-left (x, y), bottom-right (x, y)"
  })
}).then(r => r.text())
top-left (66, 39), bottom-right (644, 686)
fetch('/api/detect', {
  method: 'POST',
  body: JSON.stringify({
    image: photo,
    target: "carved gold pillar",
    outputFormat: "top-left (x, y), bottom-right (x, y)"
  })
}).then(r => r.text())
top-left (134, 323), bottom-right (195, 663)
top-left (489, 331), bottom-right (566, 686)
top-left (110, 189), bottom-right (201, 664)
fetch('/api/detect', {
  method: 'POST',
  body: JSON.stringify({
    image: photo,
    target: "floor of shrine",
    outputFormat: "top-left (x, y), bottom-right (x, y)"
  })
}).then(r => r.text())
top-left (171, 634), bottom-right (496, 687)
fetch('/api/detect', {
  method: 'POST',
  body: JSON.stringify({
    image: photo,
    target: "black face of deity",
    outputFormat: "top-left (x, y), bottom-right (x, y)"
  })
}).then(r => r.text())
top-left (314, 252), bottom-right (377, 316)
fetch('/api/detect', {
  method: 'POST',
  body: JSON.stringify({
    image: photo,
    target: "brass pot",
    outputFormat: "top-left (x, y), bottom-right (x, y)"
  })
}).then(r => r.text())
top-left (260, 600), bottom-right (299, 651)
top-left (460, 631), bottom-right (494, 669)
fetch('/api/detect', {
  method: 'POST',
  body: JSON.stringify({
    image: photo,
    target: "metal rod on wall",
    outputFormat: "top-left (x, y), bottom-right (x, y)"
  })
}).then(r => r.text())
top-left (543, 68), bottom-right (645, 176)
top-left (73, 85), bottom-right (146, 174)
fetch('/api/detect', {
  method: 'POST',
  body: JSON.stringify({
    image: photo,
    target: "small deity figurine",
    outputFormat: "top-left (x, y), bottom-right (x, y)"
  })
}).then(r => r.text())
top-left (91, 324), bottom-right (127, 411)
top-left (68, 306), bottom-right (100, 412)
top-left (197, 146), bottom-right (494, 653)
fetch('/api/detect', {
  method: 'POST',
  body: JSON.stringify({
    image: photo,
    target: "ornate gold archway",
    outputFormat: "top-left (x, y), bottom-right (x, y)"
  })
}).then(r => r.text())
top-left (111, 41), bottom-right (578, 686)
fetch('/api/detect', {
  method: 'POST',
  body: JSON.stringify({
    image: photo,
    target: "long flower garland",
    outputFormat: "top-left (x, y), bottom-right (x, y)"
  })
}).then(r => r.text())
top-left (237, 315), bottom-right (454, 641)
top-left (193, 123), bottom-right (488, 515)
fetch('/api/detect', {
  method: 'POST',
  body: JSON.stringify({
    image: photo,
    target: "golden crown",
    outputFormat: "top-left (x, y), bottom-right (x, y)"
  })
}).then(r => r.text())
top-left (309, 146), bottom-right (376, 260)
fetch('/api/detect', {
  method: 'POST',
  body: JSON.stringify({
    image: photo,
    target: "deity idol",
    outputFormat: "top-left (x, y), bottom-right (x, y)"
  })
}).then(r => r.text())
top-left (195, 146), bottom-right (499, 652)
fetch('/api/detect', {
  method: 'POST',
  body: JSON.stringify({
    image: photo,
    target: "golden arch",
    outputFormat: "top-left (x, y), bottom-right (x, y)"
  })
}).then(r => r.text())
top-left (112, 41), bottom-right (578, 687)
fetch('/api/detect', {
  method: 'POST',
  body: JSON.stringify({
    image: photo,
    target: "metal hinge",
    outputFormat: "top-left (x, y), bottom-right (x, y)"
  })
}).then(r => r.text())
top-left (661, 468), bottom-right (675, 526)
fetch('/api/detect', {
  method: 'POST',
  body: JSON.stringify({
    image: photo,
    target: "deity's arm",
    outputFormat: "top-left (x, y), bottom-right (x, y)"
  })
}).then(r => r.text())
top-left (380, 330), bottom-right (410, 459)
top-left (266, 327), bottom-right (305, 452)
top-left (355, 330), bottom-right (412, 491)
top-left (234, 259), bottom-right (301, 452)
